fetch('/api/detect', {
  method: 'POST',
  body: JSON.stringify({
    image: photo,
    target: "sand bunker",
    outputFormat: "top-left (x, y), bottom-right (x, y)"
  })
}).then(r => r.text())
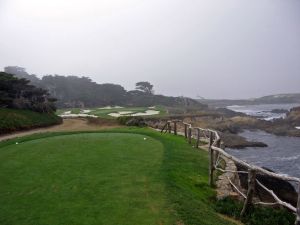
top-left (108, 110), bottom-right (159, 117)
top-left (108, 111), bottom-right (133, 117)
top-left (61, 110), bottom-right (96, 118)
top-left (60, 108), bottom-right (160, 118)
top-left (98, 106), bottom-right (124, 109)
top-left (119, 111), bottom-right (133, 115)
top-left (131, 110), bottom-right (160, 116)
top-left (61, 113), bottom-right (98, 118)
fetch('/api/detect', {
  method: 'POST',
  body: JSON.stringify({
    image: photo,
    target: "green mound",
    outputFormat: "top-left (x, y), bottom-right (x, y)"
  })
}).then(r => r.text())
top-left (0, 108), bottom-right (62, 134)
top-left (0, 129), bottom-right (235, 225)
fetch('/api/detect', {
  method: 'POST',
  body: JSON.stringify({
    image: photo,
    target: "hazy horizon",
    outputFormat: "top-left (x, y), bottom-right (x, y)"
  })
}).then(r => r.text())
top-left (2, 65), bottom-right (300, 101)
top-left (1, 0), bottom-right (299, 99)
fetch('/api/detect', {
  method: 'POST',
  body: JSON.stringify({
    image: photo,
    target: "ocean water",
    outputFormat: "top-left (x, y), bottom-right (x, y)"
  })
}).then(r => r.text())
top-left (226, 130), bottom-right (300, 179)
top-left (227, 103), bottom-right (300, 121)
top-left (226, 104), bottom-right (300, 179)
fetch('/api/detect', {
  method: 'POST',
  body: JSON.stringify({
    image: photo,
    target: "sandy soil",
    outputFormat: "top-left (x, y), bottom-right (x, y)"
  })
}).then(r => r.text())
top-left (0, 118), bottom-right (121, 142)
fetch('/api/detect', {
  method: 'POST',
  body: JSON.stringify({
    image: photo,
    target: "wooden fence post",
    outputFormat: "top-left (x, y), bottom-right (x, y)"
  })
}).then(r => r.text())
top-left (184, 124), bottom-right (188, 138)
top-left (161, 122), bottom-right (167, 133)
top-left (220, 142), bottom-right (225, 149)
top-left (296, 183), bottom-right (300, 225)
top-left (209, 131), bottom-right (213, 147)
top-left (196, 128), bottom-right (200, 148)
top-left (209, 132), bottom-right (214, 186)
top-left (174, 121), bottom-right (177, 135)
top-left (214, 137), bottom-right (221, 165)
top-left (216, 138), bottom-right (221, 149)
top-left (188, 127), bottom-right (192, 144)
top-left (168, 122), bottom-right (171, 133)
top-left (241, 169), bottom-right (256, 217)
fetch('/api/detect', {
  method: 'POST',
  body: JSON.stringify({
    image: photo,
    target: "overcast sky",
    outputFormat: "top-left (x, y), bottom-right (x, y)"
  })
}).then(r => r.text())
top-left (0, 0), bottom-right (299, 99)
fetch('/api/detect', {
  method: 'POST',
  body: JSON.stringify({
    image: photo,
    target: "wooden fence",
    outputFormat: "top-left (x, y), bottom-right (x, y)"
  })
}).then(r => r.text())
top-left (161, 120), bottom-right (300, 225)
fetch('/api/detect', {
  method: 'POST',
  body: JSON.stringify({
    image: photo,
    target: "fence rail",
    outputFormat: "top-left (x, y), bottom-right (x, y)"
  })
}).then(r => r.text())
top-left (161, 120), bottom-right (300, 225)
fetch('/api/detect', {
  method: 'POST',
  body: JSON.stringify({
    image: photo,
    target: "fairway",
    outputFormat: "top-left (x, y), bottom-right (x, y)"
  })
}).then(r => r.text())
top-left (0, 130), bottom-right (236, 225)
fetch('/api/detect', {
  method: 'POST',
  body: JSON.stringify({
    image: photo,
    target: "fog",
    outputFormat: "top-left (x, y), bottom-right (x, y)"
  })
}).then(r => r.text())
top-left (0, 0), bottom-right (299, 99)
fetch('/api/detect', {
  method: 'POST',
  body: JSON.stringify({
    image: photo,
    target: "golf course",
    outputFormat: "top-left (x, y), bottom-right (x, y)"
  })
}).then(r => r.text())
top-left (57, 106), bottom-right (166, 118)
top-left (0, 128), bottom-right (236, 225)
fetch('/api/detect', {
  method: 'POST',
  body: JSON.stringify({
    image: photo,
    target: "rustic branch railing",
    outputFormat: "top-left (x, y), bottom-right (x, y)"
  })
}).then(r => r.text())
top-left (161, 120), bottom-right (300, 224)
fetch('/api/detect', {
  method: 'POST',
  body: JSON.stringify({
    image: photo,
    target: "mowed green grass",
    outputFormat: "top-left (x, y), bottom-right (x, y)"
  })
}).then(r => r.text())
top-left (0, 129), bottom-right (235, 225)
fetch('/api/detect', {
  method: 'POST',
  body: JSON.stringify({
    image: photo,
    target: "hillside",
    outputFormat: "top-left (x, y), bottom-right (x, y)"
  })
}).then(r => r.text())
top-left (0, 71), bottom-right (62, 134)
top-left (198, 93), bottom-right (300, 107)
top-left (0, 108), bottom-right (62, 134)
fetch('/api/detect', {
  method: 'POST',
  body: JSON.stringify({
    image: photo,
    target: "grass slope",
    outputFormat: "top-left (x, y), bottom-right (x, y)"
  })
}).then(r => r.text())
top-left (0, 108), bottom-right (62, 134)
top-left (0, 128), bottom-right (235, 225)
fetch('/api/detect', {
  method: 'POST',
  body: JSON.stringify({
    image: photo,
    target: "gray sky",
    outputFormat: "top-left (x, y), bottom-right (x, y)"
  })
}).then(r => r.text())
top-left (0, 0), bottom-right (299, 99)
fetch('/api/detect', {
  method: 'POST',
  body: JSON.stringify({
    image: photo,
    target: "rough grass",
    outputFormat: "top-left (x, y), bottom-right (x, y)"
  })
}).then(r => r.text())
top-left (0, 108), bottom-right (62, 134)
top-left (216, 197), bottom-right (295, 225)
top-left (0, 128), bottom-right (235, 225)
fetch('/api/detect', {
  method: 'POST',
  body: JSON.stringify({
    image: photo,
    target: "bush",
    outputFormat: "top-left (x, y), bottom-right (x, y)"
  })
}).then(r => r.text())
top-left (117, 116), bottom-right (146, 127)
top-left (117, 116), bottom-right (131, 125)
top-left (215, 197), bottom-right (295, 225)
top-left (0, 108), bottom-right (62, 134)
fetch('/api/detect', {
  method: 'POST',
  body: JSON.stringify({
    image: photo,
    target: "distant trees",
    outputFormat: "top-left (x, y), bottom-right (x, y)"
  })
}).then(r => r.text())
top-left (40, 75), bottom-right (127, 108)
top-left (0, 72), bottom-right (56, 113)
top-left (135, 81), bottom-right (154, 94)
top-left (2, 66), bottom-right (206, 109)
top-left (4, 66), bottom-right (40, 86)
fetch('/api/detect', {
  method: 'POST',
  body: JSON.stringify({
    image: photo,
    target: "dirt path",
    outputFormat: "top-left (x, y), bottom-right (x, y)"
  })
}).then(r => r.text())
top-left (0, 118), bottom-right (121, 142)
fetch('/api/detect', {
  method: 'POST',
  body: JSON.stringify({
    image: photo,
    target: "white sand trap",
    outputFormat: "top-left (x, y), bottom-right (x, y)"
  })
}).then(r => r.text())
top-left (296, 126), bottom-right (300, 130)
top-left (108, 113), bottom-right (122, 117)
top-left (131, 110), bottom-right (160, 116)
top-left (108, 111), bottom-right (133, 117)
top-left (98, 106), bottom-right (112, 109)
top-left (82, 109), bottom-right (91, 113)
top-left (148, 106), bottom-right (156, 109)
top-left (60, 113), bottom-right (98, 118)
top-left (98, 106), bottom-right (124, 110)
top-left (119, 111), bottom-right (133, 115)
top-left (63, 111), bottom-right (71, 115)
top-left (108, 110), bottom-right (159, 117)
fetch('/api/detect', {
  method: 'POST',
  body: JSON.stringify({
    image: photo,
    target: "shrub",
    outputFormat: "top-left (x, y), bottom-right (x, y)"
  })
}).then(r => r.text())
top-left (0, 108), bottom-right (62, 134)
top-left (117, 116), bottom-right (131, 125)
top-left (117, 116), bottom-right (146, 127)
top-left (215, 197), bottom-right (295, 225)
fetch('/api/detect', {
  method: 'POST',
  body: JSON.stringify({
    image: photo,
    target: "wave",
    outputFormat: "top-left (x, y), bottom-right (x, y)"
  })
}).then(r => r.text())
top-left (274, 155), bottom-right (300, 161)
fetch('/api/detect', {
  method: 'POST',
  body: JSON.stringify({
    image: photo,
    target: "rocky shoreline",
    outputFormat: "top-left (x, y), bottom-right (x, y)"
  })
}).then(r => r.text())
top-left (145, 106), bottom-right (300, 149)
top-left (144, 114), bottom-right (299, 208)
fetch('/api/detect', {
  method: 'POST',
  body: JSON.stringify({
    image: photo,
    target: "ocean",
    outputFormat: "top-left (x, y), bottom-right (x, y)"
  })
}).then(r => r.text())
top-left (227, 103), bottom-right (300, 121)
top-left (226, 103), bottom-right (300, 179)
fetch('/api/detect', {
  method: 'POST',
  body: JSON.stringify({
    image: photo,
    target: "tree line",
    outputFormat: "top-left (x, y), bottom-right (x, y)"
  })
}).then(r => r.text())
top-left (0, 72), bottom-right (56, 113)
top-left (2, 66), bottom-right (206, 109)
